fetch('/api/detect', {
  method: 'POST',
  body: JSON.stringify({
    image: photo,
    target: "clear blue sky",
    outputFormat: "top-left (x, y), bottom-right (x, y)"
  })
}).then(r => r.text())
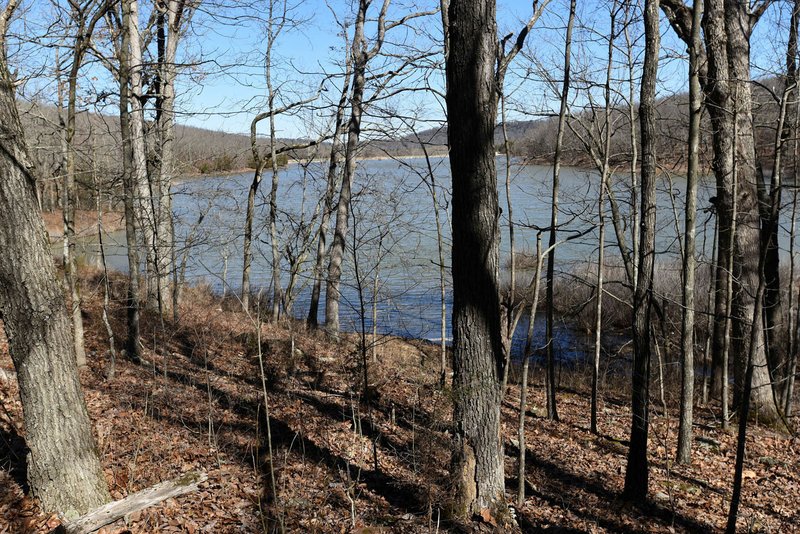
top-left (9, 0), bottom-right (795, 139)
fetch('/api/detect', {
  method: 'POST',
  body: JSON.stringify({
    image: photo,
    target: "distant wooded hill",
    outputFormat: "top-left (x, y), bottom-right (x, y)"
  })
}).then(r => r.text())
top-left (21, 76), bottom-right (788, 202)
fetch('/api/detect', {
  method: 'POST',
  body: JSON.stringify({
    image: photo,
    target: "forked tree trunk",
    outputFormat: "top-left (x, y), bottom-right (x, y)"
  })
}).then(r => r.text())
top-left (446, 0), bottom-right (506, 520)
top-left (0, 13), bottom-right (110, 514)
top-left (325, 0), bottom-right (370, 337)
top-left (623, 0), bottom-right (659, 502)
top-left (307, 40), bottom-right (352, 327)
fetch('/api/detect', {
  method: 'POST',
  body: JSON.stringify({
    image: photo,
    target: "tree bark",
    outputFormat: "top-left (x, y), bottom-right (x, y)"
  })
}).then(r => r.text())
top-left (661, 0), bottom-right (783, 424)
top-left (325, 0), bottom-right (371, 337)
top-left (153, 0), bottom-right (190, 317)
top-left (518, 234), bottom-right (544, 507)
top-left (119, 0), bottom-right (142, 362)
top-left (676, 0), bottom-right (703, 465)
top-left (724, 3), bottom-right (784, 427)
top-left (446, 0), bottom-right (506, 520)
top-left (59, 0), bottom-right (109, 367)
top-left (545, 0), bottom-right (575, 423)
top-left (125, 0), bottom-right (157, 313)
top-left (307, 38), bottom-right (352, 327)
top-left (0, 9), bottom-right (110, 514)
top-left (623, 0), bottom-right (659, 502)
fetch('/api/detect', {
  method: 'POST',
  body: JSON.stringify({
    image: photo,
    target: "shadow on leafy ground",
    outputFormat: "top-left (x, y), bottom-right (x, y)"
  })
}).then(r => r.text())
top-left (1, 269), bottom-right (799, 532)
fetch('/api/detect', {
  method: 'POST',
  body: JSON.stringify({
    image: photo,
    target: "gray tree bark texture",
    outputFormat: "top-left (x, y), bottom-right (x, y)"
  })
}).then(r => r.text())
top-left (623, 0), bottom-right (659, 502)
top-left (445, 0), bottom-right (507, 521)
top-left (724, 4), bottom-right (783, 427)
top-left (545, 0), bottom-right (575, 423)
top-left (325, 0), bottom-right (369, 337)
top-left (661, 0), bottom-right (783, 425)
top-left (118, 0), bottom-right (142, 362)
top-left (307, 43), bottom-right (351, 327)
top-left (676, 0), bottom-right (703, 465)
top-left (153, 0), bottom-right (189, 317)
top-left (0, 13), bottom-right (110, 515)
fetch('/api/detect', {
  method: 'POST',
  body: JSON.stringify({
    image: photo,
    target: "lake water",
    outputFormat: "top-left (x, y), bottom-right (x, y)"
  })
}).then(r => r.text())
top-left (78, 156), bottom-right (798, 361)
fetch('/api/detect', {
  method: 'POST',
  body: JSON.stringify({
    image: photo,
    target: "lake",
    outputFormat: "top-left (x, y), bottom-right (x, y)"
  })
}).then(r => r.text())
top-left (77, 155), bottom-right (796, 361)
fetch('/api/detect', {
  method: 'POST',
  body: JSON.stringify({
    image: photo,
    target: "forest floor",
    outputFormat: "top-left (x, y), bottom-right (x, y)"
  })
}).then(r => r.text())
top-left (0, 268), bottom-right (799, 533)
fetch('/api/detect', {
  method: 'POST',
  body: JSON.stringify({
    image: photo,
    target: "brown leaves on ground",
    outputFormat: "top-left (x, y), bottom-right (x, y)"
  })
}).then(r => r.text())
top-left (0, 267), bottom-right (799, 532)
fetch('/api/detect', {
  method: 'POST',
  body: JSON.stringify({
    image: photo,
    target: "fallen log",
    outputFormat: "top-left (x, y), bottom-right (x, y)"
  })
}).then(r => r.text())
top-left (56, 471), bottom-right (208, 534)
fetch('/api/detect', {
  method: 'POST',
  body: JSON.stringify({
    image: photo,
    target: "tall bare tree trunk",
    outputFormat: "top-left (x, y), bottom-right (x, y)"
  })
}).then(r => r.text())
top-left (676, 0), bottom-right (703, 465)
top-left (325, 0), bottom-right (372, 337)
top-left (266, 2), bottom-right (283, 321)
top-left (153, 0), bottom-right (191, 317)
top-left (545, 0), bottom-right (575, 422)
top-left (0, 4), bottom-right (110, 513)
top-left (725, 5), bottom-right (784, 426)
top-left (446, 0), bottom-right (506, 520)
top-left (126, 0), bottom-right (156, 313)
top-left (59, 1), bottom-right (109, 367)
top-left (308, 39), bottom-right (352, 327)
top-left (518, 234), bottom-right (544, 507)
top-left (623, 0), bottom-right (659, 502)
top-left (593, 0), bottom-right (615, 436)
top-left (119, 0), bottom-right (142, 362)
top-left (783, 0), bottom-right (800, 416)
top-left (663, 0), bottom-right (782, 422)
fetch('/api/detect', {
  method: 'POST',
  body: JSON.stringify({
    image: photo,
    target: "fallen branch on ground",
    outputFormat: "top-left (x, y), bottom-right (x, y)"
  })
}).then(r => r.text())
top-left (56, 471), bottom-right (208, 534)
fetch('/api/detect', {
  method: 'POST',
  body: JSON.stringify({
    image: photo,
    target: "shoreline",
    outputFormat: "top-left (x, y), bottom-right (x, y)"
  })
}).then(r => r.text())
top-left (42, 210), bottom-right (125, 241)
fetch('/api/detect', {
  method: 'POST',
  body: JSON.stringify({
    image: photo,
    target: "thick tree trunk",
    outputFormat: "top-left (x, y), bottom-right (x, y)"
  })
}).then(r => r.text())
top-left (677, 0), bottom-right (703, 465)
top-left (623, 0), bottom-right (659, 502)
top-left (663, 0), bottom-right (783, 421)
top-left (698, 0), bottom-right (735, 401)
top-left (0, 28), bottom-right (110, 516)
top-left (446, 0), bottom-right (506, 520)
top-left (725, 5), bottom-right (783, 426)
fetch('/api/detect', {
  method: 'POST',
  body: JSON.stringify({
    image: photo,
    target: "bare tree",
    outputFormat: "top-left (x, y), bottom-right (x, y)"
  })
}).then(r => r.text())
top-left (623, 0), bottom-right (659, 502)
top-left (545, 0), bottom-right (575, 422)
top-left (307, 16), bottom-right (353, 327)
top-left (152, 0), bottom-right (197, 318)
top-left (0, 0), bottom-right (110, 515)
top-left (661, 0), bottom-right (783, 425)
top-left (324, 0), bottom-right (435, 336)
top-left (56, 0), bottom-right (111, 368)
top-left (676, 0), bottom-right (703, 465)
top-left (445, 0), bottom-right (505, 518)
top-left (240, 0), bottom-right (323, 313)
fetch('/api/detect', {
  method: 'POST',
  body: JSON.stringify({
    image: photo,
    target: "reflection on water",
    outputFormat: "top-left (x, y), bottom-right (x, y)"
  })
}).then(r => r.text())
top-left (74, 156), bottom-right (793, 363)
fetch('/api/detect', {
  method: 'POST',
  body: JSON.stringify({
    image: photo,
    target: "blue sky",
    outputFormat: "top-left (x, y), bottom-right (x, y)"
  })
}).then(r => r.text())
top-left (9, 0), bottom-right (796, 139)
